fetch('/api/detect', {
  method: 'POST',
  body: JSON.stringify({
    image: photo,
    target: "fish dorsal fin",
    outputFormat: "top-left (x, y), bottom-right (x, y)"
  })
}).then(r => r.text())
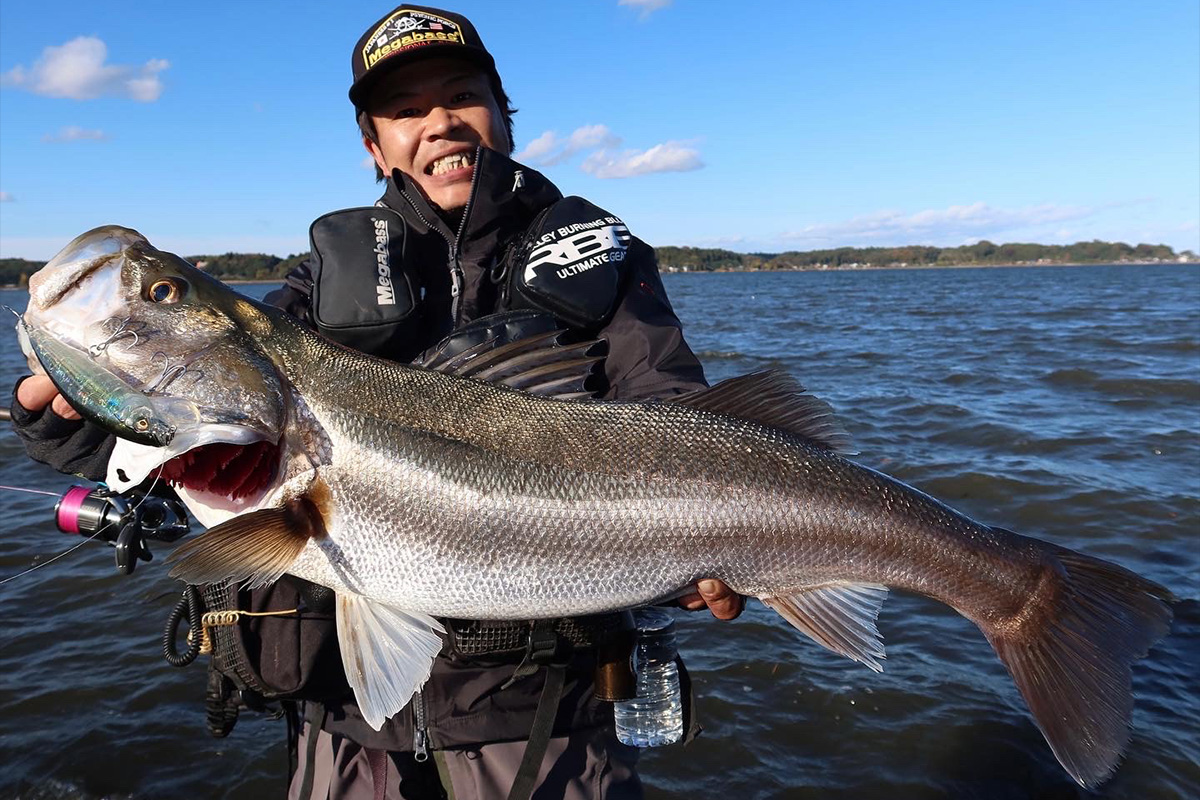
top-left (762, 582), bottom-right (888, 671)
top-left (336, 593), bottom-right (445, 730)
top-left (167, 491), bottom-right (325, 588)
top-left (416, 313), bottom-right (604, 399)
top-left (672, 370), bottom-right (855, 454)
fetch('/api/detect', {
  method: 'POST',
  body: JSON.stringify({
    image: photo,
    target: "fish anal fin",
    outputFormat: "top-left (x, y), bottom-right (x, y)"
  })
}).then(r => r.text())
top-left (672, 370), bottom-right (855, 454)
top-left (167, 490), bottom-right (326, 587)
top-left (763, 582), bottom-right (888, 671)
top-left (336, 593), bottom-right (446, 730)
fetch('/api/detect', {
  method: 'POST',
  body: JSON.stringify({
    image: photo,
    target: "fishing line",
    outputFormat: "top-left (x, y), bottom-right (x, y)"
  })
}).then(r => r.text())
top-left (0, 529), bottom-right (107, 586)
top-left (0, 484), bottom-right (61, 497)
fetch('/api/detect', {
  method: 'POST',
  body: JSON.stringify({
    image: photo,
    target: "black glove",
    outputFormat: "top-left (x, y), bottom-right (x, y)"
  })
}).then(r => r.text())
top-left (9, 377), bottom-right (116, 481)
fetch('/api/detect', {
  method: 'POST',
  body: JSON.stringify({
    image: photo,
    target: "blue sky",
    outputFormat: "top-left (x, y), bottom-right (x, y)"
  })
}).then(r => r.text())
top-left (1, 0), bottom-right (1197, 260)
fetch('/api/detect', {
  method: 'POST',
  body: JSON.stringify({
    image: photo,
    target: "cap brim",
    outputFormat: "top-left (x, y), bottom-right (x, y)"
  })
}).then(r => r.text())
top-left (349, 46), bottom-right (497, 108)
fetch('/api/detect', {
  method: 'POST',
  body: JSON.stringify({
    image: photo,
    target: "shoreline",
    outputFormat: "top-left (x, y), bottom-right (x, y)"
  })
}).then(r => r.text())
top-left (662, 260), bottom-right (1200, 274)
top-left (2, 261), bottom-right (1196, 290)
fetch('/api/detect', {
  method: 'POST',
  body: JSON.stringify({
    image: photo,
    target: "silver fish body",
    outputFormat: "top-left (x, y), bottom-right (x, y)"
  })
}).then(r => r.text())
top-left (19, 226), bottom-right (1175, 788)
top-left (279, 335), bottom-right (1035, 624)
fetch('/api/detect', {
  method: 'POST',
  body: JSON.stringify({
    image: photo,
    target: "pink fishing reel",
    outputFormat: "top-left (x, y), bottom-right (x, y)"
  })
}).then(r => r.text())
top-left (54, 484), bottom-right (190, 574)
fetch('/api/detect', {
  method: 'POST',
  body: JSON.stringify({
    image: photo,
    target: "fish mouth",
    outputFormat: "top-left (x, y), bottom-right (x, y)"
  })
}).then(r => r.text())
top-left (158, 439), bottom-right (280, 502)
top-left (106, 425), bottom-right (287, 528)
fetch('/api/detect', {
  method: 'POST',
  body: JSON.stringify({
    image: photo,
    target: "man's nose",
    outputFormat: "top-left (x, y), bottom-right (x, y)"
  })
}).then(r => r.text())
top-left (424, 105), bottom-right (458, 138)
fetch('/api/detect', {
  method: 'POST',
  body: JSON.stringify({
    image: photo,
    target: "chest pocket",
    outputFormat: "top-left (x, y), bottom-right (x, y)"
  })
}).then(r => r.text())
top-left (308, 207), bottom-right (423, 358)
top-left (504, 196), bottom-right (630, 330)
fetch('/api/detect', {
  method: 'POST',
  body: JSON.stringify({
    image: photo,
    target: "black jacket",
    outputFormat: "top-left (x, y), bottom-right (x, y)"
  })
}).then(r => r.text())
top-left (266, 148), bottom-right (705, 400)
top-left (263, 148), bottom-right (708, 749)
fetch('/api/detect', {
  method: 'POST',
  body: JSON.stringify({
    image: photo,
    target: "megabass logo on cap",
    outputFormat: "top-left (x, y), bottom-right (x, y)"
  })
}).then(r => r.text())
top-left (362, 9), bottom-right (465, 70)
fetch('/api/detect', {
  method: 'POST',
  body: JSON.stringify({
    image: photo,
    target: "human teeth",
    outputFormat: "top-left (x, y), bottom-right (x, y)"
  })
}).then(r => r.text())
top-left (431, 153), bottom-right (472, 176)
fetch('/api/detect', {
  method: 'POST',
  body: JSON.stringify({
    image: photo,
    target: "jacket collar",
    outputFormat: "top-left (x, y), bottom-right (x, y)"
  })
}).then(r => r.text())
top-left (380, 146), bottom-right (563, 257)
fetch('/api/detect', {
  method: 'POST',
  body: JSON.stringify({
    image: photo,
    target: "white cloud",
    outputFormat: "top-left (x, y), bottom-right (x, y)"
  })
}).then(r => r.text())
top-left (581, 141), bottom-right (704, 178)
top-left (0, 191), bottom-right (13, 202)
top-left (516, 125), bottom-right (621, 166)
top-left (515, 131), bottom-right (559, 164)
top-left (361, 154), bottom-right (377, 170)
top-left (619, 0), bottom-right (672, 19)
top-left (41, 126), bottom-right (109, 143)
top-left (1, 37), bottom-right (168, 101)
top-left (779, 202), bottom-right (1099, 247)
top-left (516, 126), bottom-right (701, 178)
top-left (568, 125), bottom-right (622, 152)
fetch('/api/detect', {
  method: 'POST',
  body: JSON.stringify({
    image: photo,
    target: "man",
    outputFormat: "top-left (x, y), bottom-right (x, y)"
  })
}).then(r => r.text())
top-left (12, 5), bottom-right (742, 798)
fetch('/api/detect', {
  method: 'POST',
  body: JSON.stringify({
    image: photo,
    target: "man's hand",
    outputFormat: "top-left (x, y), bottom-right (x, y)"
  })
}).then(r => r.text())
top-left (678, 579), bottom-right (745, 620)
top-left (15, 374), bottom-right (82, 420)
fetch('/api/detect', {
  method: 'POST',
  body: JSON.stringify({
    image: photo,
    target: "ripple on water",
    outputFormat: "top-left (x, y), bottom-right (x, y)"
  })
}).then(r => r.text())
top-left (1044, 368), bottom-right (1200, 402)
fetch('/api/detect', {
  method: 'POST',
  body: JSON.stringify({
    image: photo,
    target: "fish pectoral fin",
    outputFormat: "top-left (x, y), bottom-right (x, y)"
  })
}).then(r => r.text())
top-left (166, 494), bottom-right (324, 588)
top-left (762, 582), bottom-right (888, 671)
top-left (335, 593), bottom-right (446, 731)
top-left (671, 371), bottom-right (855, 455)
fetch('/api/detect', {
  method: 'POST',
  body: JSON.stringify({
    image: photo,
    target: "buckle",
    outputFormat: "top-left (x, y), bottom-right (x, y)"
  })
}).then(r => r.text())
top-left (500, 622), bottom-right (573, 689)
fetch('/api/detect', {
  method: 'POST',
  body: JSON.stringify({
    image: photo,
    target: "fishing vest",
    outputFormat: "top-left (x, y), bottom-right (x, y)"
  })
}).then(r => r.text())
top-left (305, 151), bottom-right (633, 359)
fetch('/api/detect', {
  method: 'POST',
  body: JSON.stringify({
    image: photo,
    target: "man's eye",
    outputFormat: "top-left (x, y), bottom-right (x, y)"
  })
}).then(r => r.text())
top-left (451, 91), bottom-right (475, 104)
top-left (395, 107), bottom-right (420, 119)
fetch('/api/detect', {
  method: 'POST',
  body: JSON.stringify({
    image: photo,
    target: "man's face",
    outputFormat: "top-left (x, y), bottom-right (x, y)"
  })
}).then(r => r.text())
top-left (362, 57), bottom-right (508, 213)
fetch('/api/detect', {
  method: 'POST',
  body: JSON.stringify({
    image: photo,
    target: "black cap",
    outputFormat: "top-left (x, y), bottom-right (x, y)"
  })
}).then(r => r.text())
top-left (349, 5), bottom-right (498, 109)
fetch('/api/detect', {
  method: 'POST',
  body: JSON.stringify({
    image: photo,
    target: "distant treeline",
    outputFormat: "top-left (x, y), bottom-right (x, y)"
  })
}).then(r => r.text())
top-left (184, 252), bottom-right (311, 280)
top-left (654, 240), bottom-right (1187, 272)
top-left (1, 240), bottom-right (1192, 286)
top-left (0, 252), bottom-right (309, 287)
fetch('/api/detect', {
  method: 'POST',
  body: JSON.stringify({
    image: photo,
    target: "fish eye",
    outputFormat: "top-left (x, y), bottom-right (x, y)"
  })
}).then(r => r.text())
top-left (148, 278), bottom-right (187, 304)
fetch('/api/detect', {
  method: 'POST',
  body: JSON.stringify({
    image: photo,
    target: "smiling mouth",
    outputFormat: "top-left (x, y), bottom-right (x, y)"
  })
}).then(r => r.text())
top-left (428, 150), bottom-right (475, 176)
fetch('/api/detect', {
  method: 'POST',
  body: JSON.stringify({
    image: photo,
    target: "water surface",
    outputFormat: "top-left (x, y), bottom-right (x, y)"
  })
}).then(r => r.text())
top-left (1, 264), bottom-right (1196, 798)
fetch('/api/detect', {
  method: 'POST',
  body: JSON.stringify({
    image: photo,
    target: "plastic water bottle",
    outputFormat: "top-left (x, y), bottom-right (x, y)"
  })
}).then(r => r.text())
top-left (613, 608), bottom-right (684, 747)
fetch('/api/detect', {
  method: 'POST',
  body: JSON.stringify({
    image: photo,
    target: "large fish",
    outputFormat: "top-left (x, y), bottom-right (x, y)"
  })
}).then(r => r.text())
top-left (18, 226), bottom-right (1173, 788)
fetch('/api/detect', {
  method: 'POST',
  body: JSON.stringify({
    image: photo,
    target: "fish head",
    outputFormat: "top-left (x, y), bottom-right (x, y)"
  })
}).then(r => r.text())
top-left (21, 226), bottom-right (292, 510)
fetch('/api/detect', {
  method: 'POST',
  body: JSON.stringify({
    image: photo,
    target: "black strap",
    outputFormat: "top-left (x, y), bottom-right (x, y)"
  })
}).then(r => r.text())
top-left (285, 701), bottom-right (300, 794)
top-left (506, 663), bottom-right (567, 800)
top-left (676, 655), bottom-right (702, 743)
top-left (501, 621), bottom-right (567, 689)
top-left (297, 701), bottom-right (325, 800)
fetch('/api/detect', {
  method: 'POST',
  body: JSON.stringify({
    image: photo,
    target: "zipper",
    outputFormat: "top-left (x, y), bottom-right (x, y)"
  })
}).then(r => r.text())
top-left (397, 145), bottom-right (483, 328)
top-left (412, 689), bottom-right (430, 762)
top-left (493, 203), bottom-right (554, 307)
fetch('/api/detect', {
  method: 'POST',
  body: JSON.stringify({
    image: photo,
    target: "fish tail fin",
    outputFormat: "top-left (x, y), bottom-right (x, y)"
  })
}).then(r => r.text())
top-left (980, 535), bottom-right (1174, 788)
